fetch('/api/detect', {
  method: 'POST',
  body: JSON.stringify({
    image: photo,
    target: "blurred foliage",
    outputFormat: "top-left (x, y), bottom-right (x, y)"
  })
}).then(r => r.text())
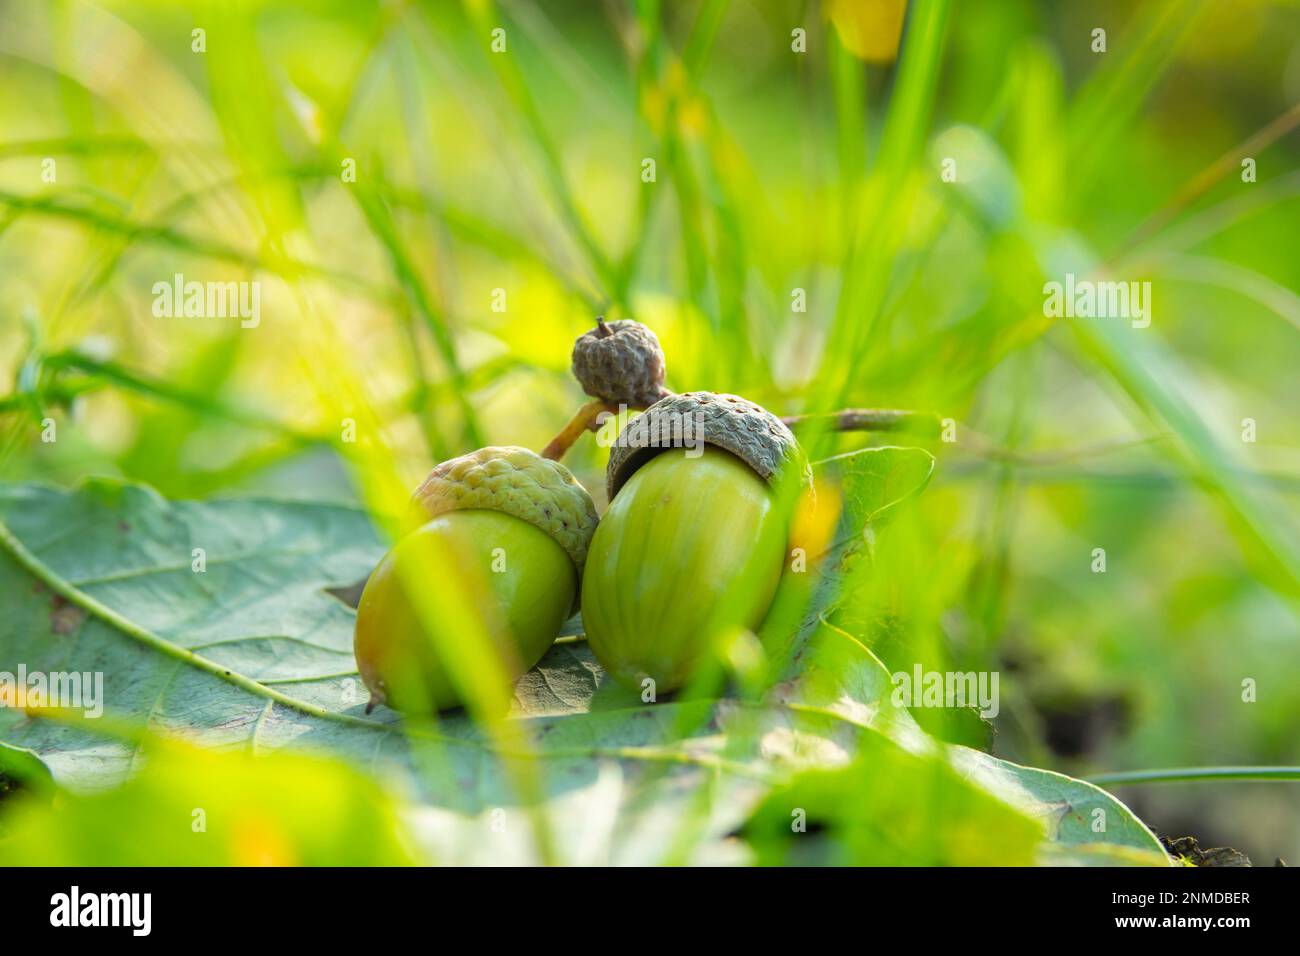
top-left (745, 732), bottom-right (1046, 866)
top-left (1, 0), bottom-right (1298, 863)
top-left (0, 737), bottom-right (416, 865)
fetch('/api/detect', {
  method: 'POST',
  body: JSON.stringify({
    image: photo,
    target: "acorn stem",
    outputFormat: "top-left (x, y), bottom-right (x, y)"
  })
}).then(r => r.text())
top-left (594, 316), bottom-right (613, 338)
top-left (541, 399), bottom-right (617, 460)
top-left (781, 408), bottom-right (941, 438)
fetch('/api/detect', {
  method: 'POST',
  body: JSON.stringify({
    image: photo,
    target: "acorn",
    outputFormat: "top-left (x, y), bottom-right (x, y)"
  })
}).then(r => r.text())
top-left (570, 317), bottom-right (671, 408)
top-left (581, 392), bottom-right (812, 693)
top-left (354, 446), bottom-right (598, 714)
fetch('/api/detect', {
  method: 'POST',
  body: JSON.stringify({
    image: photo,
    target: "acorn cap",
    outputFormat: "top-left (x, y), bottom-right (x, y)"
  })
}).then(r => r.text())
top-left (570, 317), bottom-right (670, 408)
top-left (606, 391), bottom-right (812, 500)
top-left (410, 446), bottom-right (599, 571)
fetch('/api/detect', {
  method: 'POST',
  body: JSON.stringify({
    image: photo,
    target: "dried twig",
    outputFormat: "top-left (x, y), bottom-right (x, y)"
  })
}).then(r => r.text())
top-left (781, 408), bottom-right (942, 438)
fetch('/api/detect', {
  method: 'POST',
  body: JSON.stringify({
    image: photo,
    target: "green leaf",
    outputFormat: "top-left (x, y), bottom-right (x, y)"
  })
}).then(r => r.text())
top-left (745, 732), bottom-right (1046, 866)
top-left (814, 445), bottom-right (936, 553)
top-left (0, 740), bottom-right (53, 803)
top-left (0, 476), bottom-right (1166, 865)
top-left (766, 616), bottom-right (1170, 864)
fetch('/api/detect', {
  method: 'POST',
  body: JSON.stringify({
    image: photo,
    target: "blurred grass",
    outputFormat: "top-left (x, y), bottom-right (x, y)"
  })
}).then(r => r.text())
top-left (1, 0), bottom-right (1298, 862)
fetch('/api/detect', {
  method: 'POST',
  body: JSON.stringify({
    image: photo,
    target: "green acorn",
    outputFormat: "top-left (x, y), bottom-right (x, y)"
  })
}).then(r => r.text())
top-left (581, 392), bottom-right (811, 693)
top-left (354, 446), bottom-right (597, 714)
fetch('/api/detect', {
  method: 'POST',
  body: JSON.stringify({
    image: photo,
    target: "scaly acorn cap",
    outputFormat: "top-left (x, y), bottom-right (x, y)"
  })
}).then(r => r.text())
top-left (570, 317), bottom-right (671, 408)
top-left (606, 391), bottom-right (813, 501)
top-left (410, 446), bottom-right (598, 571)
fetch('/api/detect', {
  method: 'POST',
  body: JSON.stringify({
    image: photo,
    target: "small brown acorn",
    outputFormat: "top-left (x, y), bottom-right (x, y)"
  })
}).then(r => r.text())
top-left (570, 317), bottom-right (671, 408)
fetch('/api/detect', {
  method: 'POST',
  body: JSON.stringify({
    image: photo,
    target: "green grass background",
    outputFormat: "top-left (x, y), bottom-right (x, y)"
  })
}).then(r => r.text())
top-left (1, 0), bottom-right (1298, 862)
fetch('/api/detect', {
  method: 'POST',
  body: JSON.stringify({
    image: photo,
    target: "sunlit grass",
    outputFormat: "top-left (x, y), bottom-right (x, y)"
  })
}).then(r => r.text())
top-left (1, 0), bottom-right (1298, 863)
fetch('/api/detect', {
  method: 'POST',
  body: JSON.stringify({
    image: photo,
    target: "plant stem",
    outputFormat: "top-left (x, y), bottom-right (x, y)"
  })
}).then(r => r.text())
top-left (782, 408), bottom-right (942, 437)
top-left (1115, 100), bottom-right (1300, 262)
top-left (540, 398), bottom-right (616, 460)
top-left (539, 401), bottom-right (939, 463)
top-left (41, 352), bottom-right (330, 446)
top-left (1088, 766), bottom-right (1300, 786)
